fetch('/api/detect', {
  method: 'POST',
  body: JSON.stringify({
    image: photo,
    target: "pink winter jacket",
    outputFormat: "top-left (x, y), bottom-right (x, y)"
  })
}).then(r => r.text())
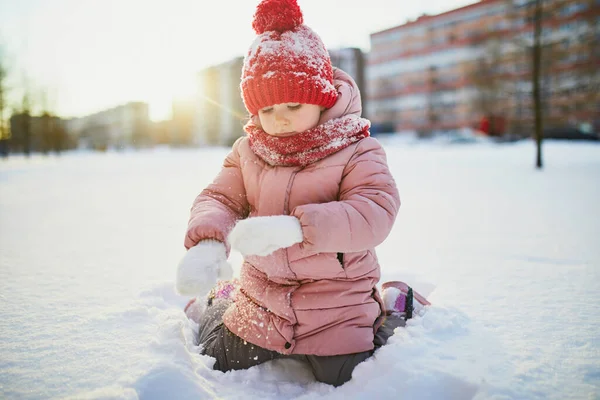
top-left (185, 69), bottom-right (401, 356)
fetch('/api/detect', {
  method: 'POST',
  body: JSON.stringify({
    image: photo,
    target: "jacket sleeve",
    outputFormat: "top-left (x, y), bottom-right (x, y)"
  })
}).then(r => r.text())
top-left (184, 138), bottom-right (249, 250)
top-left (291, 137), bottom-right (400, 253)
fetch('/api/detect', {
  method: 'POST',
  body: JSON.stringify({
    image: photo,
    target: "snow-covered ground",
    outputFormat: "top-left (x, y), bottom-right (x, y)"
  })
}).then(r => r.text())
top-left (1, 139), bottom-right (598, 400)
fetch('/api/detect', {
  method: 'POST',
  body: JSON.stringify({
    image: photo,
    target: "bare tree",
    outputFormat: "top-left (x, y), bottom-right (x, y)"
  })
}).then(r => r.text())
top-left (531, 0), bottom-right (543, 168)
top-left (20, 89), bottom-right (32, 156)
top-left (468, 38), bottom-right (509, 137)
top-left (39, 88), bottom-right (52, 154)
top-left (0, 47), bottom-right (9, 156)
top-left (506, 0), bottom-right (600, 168)
top-left (505, 0), bottom-right (549, 168)
top-left (38, 88), bottom-right (66, 154)
top-left (9, 71), bottom-right (35, 156)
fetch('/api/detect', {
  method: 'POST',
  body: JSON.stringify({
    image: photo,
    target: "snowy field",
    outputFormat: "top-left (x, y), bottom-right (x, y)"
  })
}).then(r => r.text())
top-left (1, 139), bottom-right (599, 400)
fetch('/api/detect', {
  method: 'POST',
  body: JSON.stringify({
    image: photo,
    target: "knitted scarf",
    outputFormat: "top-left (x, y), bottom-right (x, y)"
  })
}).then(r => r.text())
top-left (244, 115), bottom-right (370, 167)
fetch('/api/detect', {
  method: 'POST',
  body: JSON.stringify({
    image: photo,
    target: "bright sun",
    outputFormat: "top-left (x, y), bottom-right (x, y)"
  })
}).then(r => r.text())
top-left (16, 0), bottom-right (255, 121)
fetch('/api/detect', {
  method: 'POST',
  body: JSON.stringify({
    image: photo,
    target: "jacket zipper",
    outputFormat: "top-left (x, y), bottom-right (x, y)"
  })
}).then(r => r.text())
top-left (283, 170), bottom-right (299, 275)
top-left (284, 170), bottom-right (300, 331)
top-left (283, 170), bottom-right (298, 216)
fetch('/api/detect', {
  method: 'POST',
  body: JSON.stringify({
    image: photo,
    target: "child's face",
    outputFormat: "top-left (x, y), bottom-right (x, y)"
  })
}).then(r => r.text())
top-left (257, 103), bottom-right (323, 137)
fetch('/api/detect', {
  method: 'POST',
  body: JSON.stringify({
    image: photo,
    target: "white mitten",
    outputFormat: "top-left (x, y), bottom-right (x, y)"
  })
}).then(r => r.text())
top-left (228, 215), bottom-right (303, 257)
top-left (176, 240), bottom-right (233, 297)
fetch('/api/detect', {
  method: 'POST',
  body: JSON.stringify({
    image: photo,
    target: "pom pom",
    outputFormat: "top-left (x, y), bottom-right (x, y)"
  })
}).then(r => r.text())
top-left (252, 0), bottom-right (303, 34)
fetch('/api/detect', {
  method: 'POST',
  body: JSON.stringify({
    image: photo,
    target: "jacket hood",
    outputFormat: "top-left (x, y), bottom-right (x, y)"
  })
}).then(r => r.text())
top-left (318, 67), bottom-right (362, 125)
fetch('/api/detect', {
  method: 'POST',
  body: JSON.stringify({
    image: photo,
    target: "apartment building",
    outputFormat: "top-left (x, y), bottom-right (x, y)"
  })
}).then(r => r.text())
top-left (170, 99), bottom-right (196, 146)
top-left (367, 0), bottom-right (599, 135)
top-left (65, 102), bottom-right (150, 150)
top-left (195, 57), bottom-right (247, 146)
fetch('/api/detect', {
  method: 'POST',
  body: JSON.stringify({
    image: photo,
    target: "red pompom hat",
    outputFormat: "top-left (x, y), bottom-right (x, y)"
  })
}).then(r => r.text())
top-left (240, 0), bottom-right (338, 115)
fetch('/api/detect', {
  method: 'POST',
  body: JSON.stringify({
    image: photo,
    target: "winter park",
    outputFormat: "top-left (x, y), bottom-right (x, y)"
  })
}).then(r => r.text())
top-left (1, 0), bottom-right (599, 399)
top-left (1, 139), bottom-right (599, 399)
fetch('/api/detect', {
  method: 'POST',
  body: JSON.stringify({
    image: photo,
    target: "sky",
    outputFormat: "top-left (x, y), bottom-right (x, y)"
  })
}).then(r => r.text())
top-left (0, 0), bottom-right (475, 121)
top-left (1, 139), bottom-right (599, 398)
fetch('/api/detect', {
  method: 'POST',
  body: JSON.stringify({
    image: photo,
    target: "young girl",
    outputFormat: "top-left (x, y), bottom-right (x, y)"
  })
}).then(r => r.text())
top-left (176, 0), bottom-right (429, 387)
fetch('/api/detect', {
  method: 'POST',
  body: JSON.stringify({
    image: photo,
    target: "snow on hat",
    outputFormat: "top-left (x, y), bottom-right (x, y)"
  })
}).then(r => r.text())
top-left (240, 0), bottom-right (338, 115)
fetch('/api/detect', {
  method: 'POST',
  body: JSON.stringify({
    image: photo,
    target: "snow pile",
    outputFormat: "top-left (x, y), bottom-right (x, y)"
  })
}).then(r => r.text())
top-left (72, 283), bottom-right (511, 400)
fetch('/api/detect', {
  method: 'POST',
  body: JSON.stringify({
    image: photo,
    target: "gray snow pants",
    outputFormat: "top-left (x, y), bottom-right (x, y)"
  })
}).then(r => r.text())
top-left (197, 299), bottom-right (405, 387)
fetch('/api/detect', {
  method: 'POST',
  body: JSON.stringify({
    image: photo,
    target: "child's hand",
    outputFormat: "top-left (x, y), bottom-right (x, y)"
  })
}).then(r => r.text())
top-left (228, 216), bottom-right (303, 256)
top-left (176, 240), bottom-right (233, 297)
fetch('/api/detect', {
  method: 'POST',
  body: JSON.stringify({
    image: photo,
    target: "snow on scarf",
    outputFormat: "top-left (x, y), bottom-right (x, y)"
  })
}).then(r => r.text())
top-left (244, 115), bottom-right (370, 167)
